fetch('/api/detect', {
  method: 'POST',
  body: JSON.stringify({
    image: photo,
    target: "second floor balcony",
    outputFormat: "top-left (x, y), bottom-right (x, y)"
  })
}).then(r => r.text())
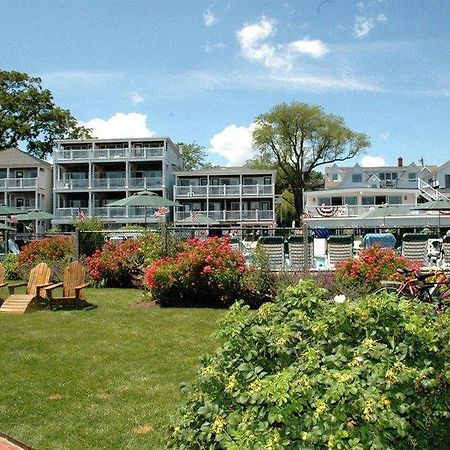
top-left (55, 177), bottom-right (164, 190)
top-left (0, 177), bottom-right (40, 190)
top-left (54, 146), bottom-right (164, 161)
top-left (174, 184), bottom-right (274, 198)
top-left (175, 209), bottom-right (274, 222)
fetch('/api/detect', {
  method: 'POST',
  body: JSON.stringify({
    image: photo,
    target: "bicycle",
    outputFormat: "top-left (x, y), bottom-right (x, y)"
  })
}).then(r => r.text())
top-left (375, 268), bottom-right (450, 312)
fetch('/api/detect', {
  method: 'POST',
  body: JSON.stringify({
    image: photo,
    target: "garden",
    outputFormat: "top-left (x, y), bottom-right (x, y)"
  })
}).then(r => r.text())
top-left (0, 234), bottom-right (449, 449)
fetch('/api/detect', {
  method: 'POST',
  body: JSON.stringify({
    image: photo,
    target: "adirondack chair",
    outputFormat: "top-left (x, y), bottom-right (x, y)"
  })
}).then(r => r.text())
top-left (0, 262), bottom-right (51, 314)
top-left (0, 264), bottom-right (8, 292)
top-left (44, 261), bottom-right (90, 310)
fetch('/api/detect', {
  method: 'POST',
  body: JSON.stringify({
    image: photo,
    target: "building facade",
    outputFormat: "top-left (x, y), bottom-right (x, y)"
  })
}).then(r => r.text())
top-left (52, 137), bottom-right (182, 228)
top-left (0, 147), bottom-right (52, 211)
top-left (173, 167), bottom-right (276, 227)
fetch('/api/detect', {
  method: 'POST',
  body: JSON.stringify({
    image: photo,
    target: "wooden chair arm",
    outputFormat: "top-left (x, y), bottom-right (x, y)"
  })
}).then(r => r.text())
top-left (36, 283), bottom-right (53, 297)
top-left (75, 282), bottom-right (90, 296)
top-left (8, 282), bottom-right (27, 295)
top-left (0, 282), bottom-right (8, 288)
top-left (44, 282), bottom-right (63, 292)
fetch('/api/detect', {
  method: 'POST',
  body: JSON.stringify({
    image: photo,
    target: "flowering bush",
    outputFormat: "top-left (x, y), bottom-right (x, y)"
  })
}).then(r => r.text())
top-left (168, 280), bottom-right (450, 449)
top-left (336, 245), bottom-right (422, 291)
top-left (144, 237), bottom-right (252, 307)
top-left (16, 236), bottom-right (75, 280)
top-left (86, 235), bottom-right (164, 287)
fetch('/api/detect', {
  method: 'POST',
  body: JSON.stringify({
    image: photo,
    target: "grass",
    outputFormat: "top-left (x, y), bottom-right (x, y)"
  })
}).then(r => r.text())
top-left (0, 287), bottom-right (225, 449)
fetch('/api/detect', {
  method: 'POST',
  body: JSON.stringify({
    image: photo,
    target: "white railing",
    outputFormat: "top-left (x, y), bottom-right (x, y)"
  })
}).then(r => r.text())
top-left (303, 203), bottom-right (422, 218)
top-left (54, 146), bottom-right (165, 161)
top-left (0, 178), bottom-right (38, 189)
top-left (129, 177), bottom-right (163, 188)
top-left (55, 207), bottom-right (89, 218)
top-left (174, 184), bottom-right (274, 198)
top-left (418, 179), bottom-right (450, 201)
top-left (175, 210), bottom-right (274, 222)
top-left (55, 179), bottom-right (89, 189)
top-left (92, 178), bottom-right (127, 189)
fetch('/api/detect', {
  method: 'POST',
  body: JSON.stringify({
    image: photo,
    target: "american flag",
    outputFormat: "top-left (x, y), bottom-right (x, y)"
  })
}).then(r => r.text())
top-left (78, 208), bottom-right (86, 220)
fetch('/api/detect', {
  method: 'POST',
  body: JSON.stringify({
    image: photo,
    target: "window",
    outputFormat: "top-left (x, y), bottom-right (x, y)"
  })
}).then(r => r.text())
top-left (408, 172), bottom-right (417, 181)
top-left (331, 173), bottom-right (339, 181)
top-left (344, 196), bottom-right (357, 205)
top-left (446, 175), bottom-right (450, 189)
top-left (211, 178), bottom-right (219, 186)
top-left (260, 201), bottom-right (270, 210)
top-left (352, 173), bottom-right (362, 183)
top-left (263, 177), bottom-right (271, 185)
top-left (200, 178), bottom-right (207, 186)
top-left (317, 197), bottom-right (331, 206)
top-left (331, 197), bottom-right (343, 206)
top-left (16, 171), bottom-right (23, 179)
top-left (243, 178), bottom-right (254, 185)
top-left (230, 202), bottom-right (240, 211)
top-left (362, 196), bottom-right (375, 205)
top-left (16, 198), bottom-right (24, 207)
top-left (388, 196), bottom-right (401, 204)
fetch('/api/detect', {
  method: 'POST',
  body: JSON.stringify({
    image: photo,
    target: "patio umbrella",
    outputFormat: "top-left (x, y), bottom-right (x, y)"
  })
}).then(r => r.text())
top-left (412, 199), bottom-right (450, 230)
top-left (0, 205), bottom-right (25, 216)
top-left (363, 204), bottom-right (413, 227)
top-left (17, 209), bottom-right (56, 221)
top-left (106, 190), bottom-right (180, 226)
top-left (0, 223), bottom-right (16, 231)
top-left (176, 213), bottom-right (219, 226)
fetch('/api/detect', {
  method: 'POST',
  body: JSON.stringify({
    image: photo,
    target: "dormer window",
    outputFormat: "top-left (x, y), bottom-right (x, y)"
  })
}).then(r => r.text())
top-left (331, 173), bottom-right (338, 181)
top-left (352, 173), bottom-right (362, 183)
top-left (408, 172), bottom-right (417, 181)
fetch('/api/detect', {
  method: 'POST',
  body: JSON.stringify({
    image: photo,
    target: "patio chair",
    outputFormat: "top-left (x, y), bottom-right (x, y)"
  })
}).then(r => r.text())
top-left (257, 236), bottom-right (285, 271)
top-left (44, 261), bottom-right (90, 310)
top-left (288, 235), bottom-right (314, 271)
top-left (229, 237), bottom-right (241, 252)
top-left (327, 235), bottom-right (354, 268)
top-left (401, 233), bottom-right (429, 263)
top-left (0, 262), bottom-right (51, 314)
top-left (441, 235), bottom-right (450, 268)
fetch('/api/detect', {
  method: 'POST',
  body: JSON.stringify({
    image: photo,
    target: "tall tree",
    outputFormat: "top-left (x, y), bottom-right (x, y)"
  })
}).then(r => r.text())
top-left (252, 101), bottom-right (369, 220)
top-left (178, 141), bottom-right (214, 170)
top-left (0, 70), bottom-right (91, 158)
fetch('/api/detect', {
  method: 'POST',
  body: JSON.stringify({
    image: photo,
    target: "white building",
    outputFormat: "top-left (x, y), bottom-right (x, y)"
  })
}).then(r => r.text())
top-left (173, 167), bottom-right (277, 227)
top-left (52, 138), bottom-right (183, 228)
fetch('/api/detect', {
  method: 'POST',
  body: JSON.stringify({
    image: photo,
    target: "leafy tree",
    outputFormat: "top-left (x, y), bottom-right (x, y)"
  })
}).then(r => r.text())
top-left (178, 141), bottom-right (215, 171)
top-left (0, 70), bottom-right (91, 158)
top-left (252, 101), bottom-right (369, 220)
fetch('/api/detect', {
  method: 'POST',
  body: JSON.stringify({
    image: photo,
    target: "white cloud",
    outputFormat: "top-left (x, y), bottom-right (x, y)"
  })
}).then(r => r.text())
top-left (129, 91), bottom-right (144, 105)
top-left (354, 16), bottom-right (374, 38)
top-left (209, 123), bottom-right (257, 166)
top-left (203, 9), bottom-right (218, 26)
top-left (379, 131), bottom-right (390, 140)
top-left (287, 38), bottom-right (328, 58)
top-left (82, 113), bottom-right (156, 139)
top-left (361, 155), bottom-right (386, 167)
top-left (237, 17), bottom-right (328, 70)
top-left (377, 13), bottom-right (387, 22)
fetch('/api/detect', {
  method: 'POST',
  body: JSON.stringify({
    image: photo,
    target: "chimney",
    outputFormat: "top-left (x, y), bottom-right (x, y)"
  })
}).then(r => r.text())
top-left (398, 157), bottom-right (403, 167)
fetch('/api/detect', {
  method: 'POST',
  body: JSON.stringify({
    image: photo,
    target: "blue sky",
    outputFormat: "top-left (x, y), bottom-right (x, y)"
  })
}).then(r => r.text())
top-left (2, 0), bottom-right (450, 168)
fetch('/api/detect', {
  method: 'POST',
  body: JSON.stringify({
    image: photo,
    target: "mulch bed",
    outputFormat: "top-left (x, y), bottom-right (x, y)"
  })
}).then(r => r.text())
top-left (133, 300), bottom-right (160, 309)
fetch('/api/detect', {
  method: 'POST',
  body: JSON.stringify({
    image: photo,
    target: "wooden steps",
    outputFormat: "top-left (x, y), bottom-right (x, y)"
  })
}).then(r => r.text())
top-left (0, 295), bottom-right (37, 315)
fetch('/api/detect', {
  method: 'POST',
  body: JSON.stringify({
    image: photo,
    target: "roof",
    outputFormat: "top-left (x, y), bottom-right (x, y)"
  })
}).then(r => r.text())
top-left (0, 148), bottom-right (52, 168)
top-left (175, 167), bottom-right (276, 177)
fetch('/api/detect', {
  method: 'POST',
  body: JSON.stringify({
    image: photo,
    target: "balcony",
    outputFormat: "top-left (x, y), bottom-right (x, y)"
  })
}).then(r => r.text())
top-left (0, 177), bottom-right (39, 190)
top-left (55, 206), bottom-right (160, 220)
top-left (92, 178), bottom-right (126, 189)
top-left (54, 146), bottom-right (165, 161)
top-left (174, 184), bottom-right (274, 198)
top-left (55, 179), bottom-right (89, 190)
top-left (175, 210), bottom-right (274, 222)
top-left (55, 207), bottom-right (90, 218)
top-left (129, 177), bottom-right (163, 189)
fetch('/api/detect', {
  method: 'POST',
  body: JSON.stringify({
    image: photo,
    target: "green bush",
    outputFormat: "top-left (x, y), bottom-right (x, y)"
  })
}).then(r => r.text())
top-left (169, 280), bottom-right (450, 449)
top-left (1, 253), bottom-right (20, 280)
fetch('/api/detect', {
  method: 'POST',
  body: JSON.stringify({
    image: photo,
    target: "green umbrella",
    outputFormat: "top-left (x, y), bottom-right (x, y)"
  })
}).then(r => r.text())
top-left (106, 190), bottom-right (180, 226)
top-left (0, 205), bottom-right (26, 216)
top-left (0, 222), bottom-right (15, 231)
top-left (363, 204), bottom-right (412, 218)
top-left (17, 209), bottom-right (56, 220)
top-left (412, 199), bottom-right (450, 230)
top-left (176, 213), bottom-right (219, 226)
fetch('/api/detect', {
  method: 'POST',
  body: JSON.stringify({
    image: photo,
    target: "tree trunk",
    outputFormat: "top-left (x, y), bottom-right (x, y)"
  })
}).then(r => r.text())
top-left (293, 187), bottom-right (304, 225)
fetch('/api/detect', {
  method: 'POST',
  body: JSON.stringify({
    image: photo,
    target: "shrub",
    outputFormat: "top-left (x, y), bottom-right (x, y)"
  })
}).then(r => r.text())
top-left (144, 237), bottom-right (251, 307)
top-left (1, 253), bottom-right (20, 280)
top-left (169, 280), bottom-right (450, 449)
top-left (335, 245), bottom-right (422, 291)
top-left (86, 235), bottom-right (164, 288)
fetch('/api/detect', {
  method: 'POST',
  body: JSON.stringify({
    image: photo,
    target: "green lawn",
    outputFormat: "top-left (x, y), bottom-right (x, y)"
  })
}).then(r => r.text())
top-left (0, 287), bottom-right (225, 449)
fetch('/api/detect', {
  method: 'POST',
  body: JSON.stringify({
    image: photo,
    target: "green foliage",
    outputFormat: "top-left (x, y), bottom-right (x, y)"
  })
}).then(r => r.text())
top-left (73, 216), bottom-right (106, 257)
top-left (1, 253), bottom-right (20, 280)
top-left (0, 70), bottom-right (91, 158)
top-left (252, 101), bottom-right (369, 218)
top-left (169, 280), bottom-right (450, 449)
top-left (178, 141), bottom-right (212, 171)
